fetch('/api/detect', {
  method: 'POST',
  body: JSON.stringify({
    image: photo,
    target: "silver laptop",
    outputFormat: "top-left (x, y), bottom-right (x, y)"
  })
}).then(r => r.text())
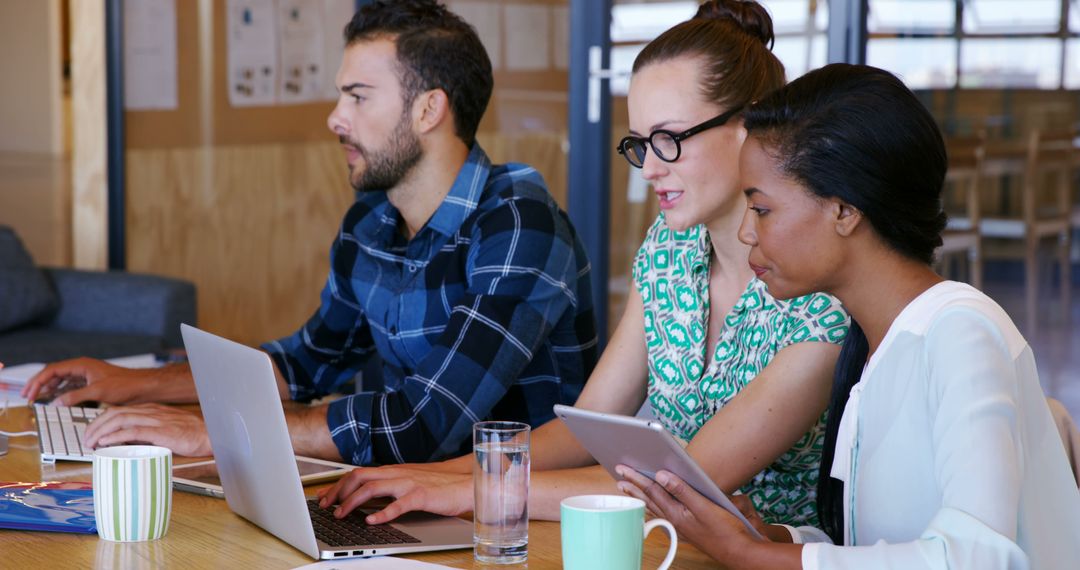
top-left (181, 324), bottom-right (473, 560)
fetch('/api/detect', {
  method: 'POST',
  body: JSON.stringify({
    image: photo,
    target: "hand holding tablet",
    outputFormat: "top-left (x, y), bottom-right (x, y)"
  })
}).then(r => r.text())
top-left (553, 404), bottom-right (764, 540)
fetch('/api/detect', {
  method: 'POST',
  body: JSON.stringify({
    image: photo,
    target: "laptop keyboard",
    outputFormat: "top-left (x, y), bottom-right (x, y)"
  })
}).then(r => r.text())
top-left (307, 499), bottom-right (421, 547)
top-left (34, 405), bottom-right (103, 462)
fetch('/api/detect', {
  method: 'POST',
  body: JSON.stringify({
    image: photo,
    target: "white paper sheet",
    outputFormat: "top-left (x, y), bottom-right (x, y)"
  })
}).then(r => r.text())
top-left (123, 0), bottom-right (179, 110)
top-left (321, 0), bottom-right (355, 101)
top-left (278, 0), bottom-right (326, 104)
top-left (0, 355), bottom-right (161, 409)
top-left (292, 556), bottom-right (457, 570)
top-left (227, 0), bottom-right (279, 107)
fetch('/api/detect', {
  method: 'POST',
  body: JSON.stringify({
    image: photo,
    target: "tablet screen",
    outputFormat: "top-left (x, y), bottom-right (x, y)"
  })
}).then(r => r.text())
top-left (173, 457), bottom-right (345, 487)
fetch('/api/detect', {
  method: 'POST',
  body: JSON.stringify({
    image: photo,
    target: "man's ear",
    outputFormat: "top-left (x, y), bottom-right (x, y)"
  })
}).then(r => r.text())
top-left (414, 89), bottom-right (450, 135)
top-left (833, 199), bottom-right (863, 237)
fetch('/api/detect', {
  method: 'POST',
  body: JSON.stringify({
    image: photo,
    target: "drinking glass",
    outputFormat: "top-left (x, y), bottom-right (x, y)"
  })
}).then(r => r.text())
top-left (473, 421), bottom-right (530, 564)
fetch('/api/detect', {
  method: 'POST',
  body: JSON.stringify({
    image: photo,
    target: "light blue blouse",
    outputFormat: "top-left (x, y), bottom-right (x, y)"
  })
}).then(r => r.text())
top-left (801, 281), bottom-right (1080, 569)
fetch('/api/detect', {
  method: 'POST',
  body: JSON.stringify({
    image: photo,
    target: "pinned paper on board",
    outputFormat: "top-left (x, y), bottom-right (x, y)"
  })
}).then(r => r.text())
top-left (227, 0), bottom-right (279, 106)
top-left (123, 0), bottom-right (179, 110)
top-left (321, 0), bottom-right (356, 101)
top-left (278, 0), bottom-right (325, 104)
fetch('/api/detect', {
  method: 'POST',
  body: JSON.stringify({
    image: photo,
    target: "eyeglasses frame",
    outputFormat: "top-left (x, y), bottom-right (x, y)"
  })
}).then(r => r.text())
top-left (616, 105), bottom-right (744, 168)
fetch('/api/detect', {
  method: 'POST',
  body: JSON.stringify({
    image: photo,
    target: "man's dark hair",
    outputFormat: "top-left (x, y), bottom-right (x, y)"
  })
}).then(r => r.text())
top-left (344, 0), bottom-right (492, 147)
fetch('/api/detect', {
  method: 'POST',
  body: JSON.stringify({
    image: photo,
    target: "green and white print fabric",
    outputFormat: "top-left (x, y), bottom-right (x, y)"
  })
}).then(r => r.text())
top-left (632, 214), bottom-right (849, 526)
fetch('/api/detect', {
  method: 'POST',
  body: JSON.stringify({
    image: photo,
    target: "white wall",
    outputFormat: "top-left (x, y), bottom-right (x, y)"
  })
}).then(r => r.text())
top-left (0, 0), bottom-right (63, 154)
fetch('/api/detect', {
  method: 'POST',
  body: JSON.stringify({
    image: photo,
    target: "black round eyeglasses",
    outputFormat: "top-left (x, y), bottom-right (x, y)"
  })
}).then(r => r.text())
top-left (616, 106), bottom-right (743, 169)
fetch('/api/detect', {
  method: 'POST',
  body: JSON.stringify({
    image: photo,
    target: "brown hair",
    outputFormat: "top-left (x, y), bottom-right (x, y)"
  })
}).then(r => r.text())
top-left (632, 0), bottom-right (785, 110)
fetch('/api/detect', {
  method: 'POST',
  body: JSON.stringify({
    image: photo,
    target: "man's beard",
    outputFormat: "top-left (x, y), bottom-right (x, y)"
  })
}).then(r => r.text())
top-left (345, 112), bottom-right (423, 193)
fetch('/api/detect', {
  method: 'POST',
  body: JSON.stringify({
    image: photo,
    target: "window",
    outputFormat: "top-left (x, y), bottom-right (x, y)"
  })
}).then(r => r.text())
top-left (962, 0), bottom-right (1060, 34)
top-left (868, 39), bottom-right (957, 89)
top-left (868, 0), bottom-right (1080, 90)
top-left (868, 0), bottom-right (955, 34)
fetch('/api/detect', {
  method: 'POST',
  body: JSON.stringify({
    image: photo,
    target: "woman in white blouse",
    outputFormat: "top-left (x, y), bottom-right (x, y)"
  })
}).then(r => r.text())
top-left (618, 63), bottom-right (1080, 569)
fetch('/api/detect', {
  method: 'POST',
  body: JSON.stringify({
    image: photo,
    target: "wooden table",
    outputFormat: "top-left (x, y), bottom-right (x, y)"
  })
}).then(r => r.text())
top-left (0, 406), bottom-right (716, 568)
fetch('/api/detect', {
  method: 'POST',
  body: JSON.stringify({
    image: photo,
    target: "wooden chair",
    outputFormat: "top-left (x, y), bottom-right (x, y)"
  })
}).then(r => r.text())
top-left (979, 129), bottom-right (1075, 332)
top-left (938, 135), bottom-right (985, 290)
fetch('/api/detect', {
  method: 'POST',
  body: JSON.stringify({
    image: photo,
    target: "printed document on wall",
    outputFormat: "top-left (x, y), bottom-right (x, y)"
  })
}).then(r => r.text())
top-left (278, 0), bottom-right (326, 104)
top-left (227, 0), bottom-right (279, 107)
top-left (321, 0), bottom-right (355, 100)
top-left (123, 0), bottom-right (178, 110)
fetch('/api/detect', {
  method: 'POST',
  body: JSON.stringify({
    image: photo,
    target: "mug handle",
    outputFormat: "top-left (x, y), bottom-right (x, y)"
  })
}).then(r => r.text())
top-left (643, 518), bottom-right (678, 570)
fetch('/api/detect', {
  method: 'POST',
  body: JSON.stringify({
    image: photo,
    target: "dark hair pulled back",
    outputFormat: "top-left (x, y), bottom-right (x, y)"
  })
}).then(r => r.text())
top-left (633, 0), bottom-right (785, 109)
top-left (743, 63), bottom-right (948, 544)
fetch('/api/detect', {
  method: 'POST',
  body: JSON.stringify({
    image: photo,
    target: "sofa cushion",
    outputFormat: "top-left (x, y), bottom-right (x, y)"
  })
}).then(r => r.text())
top-left (0, 226), bottom-right (60, 333)
top-left (0, 328), bottom-right (165, 366)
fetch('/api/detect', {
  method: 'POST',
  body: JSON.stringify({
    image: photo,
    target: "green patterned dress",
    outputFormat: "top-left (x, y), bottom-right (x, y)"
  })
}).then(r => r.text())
top-left (632, 214), bottom-right (849, 527)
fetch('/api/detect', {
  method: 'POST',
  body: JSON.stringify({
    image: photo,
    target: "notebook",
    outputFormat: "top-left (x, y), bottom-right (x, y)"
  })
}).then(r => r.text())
top-left (180, 324), bottom-right (473, 560)
top-left (0, 481), bottom-right (96, 534)
top-left (34, 404), bottom-right (104, 462)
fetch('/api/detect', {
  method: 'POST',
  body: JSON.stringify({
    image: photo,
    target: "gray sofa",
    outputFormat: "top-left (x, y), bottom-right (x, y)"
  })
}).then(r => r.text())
top-left (0, 226), bottom-right (196, 365)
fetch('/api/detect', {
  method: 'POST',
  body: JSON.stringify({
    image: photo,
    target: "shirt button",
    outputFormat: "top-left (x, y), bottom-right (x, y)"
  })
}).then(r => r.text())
top-left (407, 264), bottom-right (417, 272)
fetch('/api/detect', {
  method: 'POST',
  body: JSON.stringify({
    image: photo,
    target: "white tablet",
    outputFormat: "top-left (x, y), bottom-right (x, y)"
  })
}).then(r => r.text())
top-left (173, 456), bottom-right (353, 498)
top-left (553, 404), bottom-right (764, 539)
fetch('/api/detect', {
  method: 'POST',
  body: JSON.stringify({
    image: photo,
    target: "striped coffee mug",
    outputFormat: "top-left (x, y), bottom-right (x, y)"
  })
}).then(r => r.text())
top-left (92, 445), bottom-right (173, 542)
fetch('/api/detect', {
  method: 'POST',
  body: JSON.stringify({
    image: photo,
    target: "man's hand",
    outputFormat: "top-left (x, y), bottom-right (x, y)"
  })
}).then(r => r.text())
top-left (83, 404), bottom-right (212, 457)
top-left (21, 358), bottom-right (174, 406)
top-left (315, 465), bottom-right (473, 525)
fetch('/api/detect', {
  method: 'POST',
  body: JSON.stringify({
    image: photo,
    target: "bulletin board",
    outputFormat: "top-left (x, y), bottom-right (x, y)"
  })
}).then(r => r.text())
top-left (125, 0), bottom-right (339, 150)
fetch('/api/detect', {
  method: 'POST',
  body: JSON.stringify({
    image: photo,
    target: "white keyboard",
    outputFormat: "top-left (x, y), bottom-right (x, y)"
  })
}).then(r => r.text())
top-left (34, 405), bottom-right (104, 462)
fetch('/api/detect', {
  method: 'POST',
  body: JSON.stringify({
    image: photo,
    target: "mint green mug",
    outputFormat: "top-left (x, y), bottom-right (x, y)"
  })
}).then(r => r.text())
top-left (561, 495), bottom-right (677, 570)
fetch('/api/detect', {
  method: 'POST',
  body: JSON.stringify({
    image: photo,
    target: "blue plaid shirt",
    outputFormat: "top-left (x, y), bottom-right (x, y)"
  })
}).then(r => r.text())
top-left (262, 145), bottom-right (598, 465)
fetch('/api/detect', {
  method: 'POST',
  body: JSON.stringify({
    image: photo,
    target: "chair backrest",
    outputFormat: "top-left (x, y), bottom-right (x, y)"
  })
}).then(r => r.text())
top-left (1029, 129), bottom-right (1077, 225)
top-left (943, 133), bottom-right (986, 232)
top-left (977, 128), bottom-right (1076, 228)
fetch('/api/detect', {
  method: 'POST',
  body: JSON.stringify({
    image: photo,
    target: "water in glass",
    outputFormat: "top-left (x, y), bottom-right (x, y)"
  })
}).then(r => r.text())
top-left (473, 427), bottom-right (529, 564)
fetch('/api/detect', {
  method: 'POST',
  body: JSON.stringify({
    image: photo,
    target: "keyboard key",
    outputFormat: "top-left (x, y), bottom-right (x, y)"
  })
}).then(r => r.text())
top-left (306, 499), bottom-right (421, 546)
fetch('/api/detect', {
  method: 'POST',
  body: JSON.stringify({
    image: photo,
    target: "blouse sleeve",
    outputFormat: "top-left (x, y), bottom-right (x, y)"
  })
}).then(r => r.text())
top-left (804, 307), bottom-right (1032, 569)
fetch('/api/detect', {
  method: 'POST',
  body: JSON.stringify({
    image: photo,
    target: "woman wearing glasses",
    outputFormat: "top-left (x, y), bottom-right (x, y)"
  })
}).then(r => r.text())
top-left (317, 0), bottom-right (847, 533)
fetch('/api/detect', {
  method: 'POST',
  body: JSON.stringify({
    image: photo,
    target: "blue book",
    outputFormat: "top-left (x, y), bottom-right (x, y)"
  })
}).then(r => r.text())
top-left (0, 481), bottom-right (96, 534)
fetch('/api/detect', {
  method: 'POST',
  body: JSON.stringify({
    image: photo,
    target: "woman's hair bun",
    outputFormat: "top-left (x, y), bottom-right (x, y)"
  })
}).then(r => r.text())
top-left (694, 0), bottom-right (774, 48)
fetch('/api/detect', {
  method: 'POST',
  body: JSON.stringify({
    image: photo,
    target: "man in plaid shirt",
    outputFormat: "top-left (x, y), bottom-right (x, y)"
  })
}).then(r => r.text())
top-left (25, 0), bottom-right (598, 465)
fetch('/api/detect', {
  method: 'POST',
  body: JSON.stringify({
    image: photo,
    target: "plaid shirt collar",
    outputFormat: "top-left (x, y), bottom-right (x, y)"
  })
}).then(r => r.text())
top-left (358, 144), bottom-right (492, 246)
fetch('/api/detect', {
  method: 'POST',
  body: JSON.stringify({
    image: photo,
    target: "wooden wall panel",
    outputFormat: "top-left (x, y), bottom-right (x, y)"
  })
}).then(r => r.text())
top-left (126, 142), bottom-right (351, 345)
top-left (70, 0), bottom-right (107, 270)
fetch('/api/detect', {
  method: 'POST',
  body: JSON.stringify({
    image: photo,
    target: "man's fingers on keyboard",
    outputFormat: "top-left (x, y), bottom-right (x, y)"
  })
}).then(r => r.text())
top-left (335, 479), bottom-right (402, 519)
top-left (94, 427), bottom-right (157, 449)
top-left (24, 374), bottom-right (61, 401)
top-left (83, 409), bottom-right (156, 445)
top-left (54, 384), bottom-right (96, 407)
top-left (366, 496), bottom-right (416, 525)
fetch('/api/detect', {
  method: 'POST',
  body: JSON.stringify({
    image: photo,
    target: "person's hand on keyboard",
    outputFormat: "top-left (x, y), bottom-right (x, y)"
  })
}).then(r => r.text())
top-left (82, 403), bottom-right (212, 457)
top-left (22, 358), bottom-right (160, 406)
top-left (316, 465), bottom-right (472, 525)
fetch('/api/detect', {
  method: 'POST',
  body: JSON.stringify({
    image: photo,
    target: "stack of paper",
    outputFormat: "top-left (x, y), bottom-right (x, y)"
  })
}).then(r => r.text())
top-left (0, 354), bottom-right (161, 409)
